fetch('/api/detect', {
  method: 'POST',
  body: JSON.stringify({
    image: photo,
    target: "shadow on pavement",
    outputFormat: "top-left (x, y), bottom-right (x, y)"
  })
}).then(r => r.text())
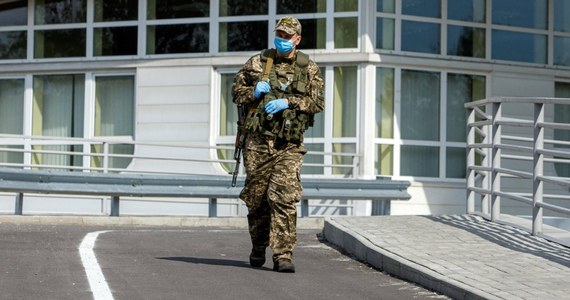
top-left (427, 215), bottom-right (570, 268)
top-left (157, 256), bottom-right (254, 269)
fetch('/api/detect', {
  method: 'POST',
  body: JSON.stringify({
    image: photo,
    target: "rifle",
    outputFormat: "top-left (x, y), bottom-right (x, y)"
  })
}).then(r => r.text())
top-left (231, 104), bottom-right (248, 187)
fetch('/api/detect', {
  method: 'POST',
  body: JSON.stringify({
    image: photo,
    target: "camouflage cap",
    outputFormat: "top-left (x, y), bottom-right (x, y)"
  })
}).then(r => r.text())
top-left (275, 16), bottom-right (302, 35)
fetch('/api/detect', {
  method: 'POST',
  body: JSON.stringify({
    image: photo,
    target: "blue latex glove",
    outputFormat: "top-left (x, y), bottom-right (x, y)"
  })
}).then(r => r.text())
top-left (254, 81), bottom-right (270, 99)
top-left (265, 98), bottom-right (289, 114)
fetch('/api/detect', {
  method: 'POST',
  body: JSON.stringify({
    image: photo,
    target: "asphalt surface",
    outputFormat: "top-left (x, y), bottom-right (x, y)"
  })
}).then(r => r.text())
top-left (0, 223), bottom-right (447, 300)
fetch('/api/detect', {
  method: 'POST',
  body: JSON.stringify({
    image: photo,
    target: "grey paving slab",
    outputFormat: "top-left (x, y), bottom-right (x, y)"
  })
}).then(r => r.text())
top-left (323, 214), bottom-right (570, 300)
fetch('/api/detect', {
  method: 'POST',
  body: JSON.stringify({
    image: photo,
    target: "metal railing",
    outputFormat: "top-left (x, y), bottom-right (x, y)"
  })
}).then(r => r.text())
top-left (466, 97), bottom-right (570, 235)
top-left (0, 134), bottom-right (410, 217)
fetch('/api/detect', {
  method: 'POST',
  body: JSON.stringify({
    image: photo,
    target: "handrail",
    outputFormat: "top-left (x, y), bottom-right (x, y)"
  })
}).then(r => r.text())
top-left (466, 97), bottom-right (570, 235)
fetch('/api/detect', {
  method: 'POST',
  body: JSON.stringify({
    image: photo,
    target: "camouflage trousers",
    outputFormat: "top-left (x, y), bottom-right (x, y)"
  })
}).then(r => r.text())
top-left (240, 136), bottom-right (305, 262)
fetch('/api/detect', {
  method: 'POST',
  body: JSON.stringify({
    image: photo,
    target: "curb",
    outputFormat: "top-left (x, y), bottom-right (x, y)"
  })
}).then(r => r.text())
top-left (322, 217), bottom-right (498, 300)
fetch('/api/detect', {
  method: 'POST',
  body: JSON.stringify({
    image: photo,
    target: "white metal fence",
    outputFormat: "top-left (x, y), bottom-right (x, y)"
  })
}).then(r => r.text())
top-left (466, 97), bottom-right (570, 235)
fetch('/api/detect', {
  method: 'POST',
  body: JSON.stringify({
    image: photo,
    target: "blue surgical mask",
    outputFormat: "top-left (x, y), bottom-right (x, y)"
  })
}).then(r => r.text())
top-left (274, 36), bottom-right (294, 54)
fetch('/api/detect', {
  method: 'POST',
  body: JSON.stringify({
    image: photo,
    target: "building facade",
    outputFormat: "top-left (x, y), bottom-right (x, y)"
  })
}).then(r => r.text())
top-left (1, 0), bottom-right (569, 216)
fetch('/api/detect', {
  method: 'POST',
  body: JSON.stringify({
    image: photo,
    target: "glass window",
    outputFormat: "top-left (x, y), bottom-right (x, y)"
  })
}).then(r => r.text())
top-left (147, 0), bottom-right (209, 19)
top-left (94, 27), bottom-right (137, 56)
top-left (402, 21), bottom-right (440, 54)
top-left (297, 18), bottom-right (326, 50)
top-left (492, 0), bottom-right (547, 29)
top-left (334, 17), bottom-right (358, 48)
top-left (375, 67), bottom-right (394, 138)
top-left (94, 0), bottom-right (138, 22)
top-left (333, 143), bottom-right (356, 175)
top-left (220, 21), bottom-right (267, 52)
top-left (377, 0), bottom-right (395, 13)
top-left (147, 24), bottom-right (209, 54)
top-left (447, 74), bottom-right (485, 143)
top-left (554, 36), bottom-right (570, 67)
top-left (217, 73), bottom-right (237, 174)
top-left (333, 66), bottom-right (357, 138)
top-left (92, 76), bottom-right (134, 170)
top-left (376, 144), bottom-right (393, 176)
top-left (0, 79), bottom-right (24, 134)
top-left (447, 25), bottom-right (485, 58)
top-left (376, 18), bottom-right (395, 50)
top-left (32, 74), bottom-right (85, 167)
top-left (277, 0), bottom-right (326, 14)
top-left (554, 82), bottom-right (570, 177)
top-left (554, 0), bottom-right (570, 32)
top-left (335, 0), bottom-right (358, 12)
top-left (302, 144), bottom-right (324, 175)
top-left (446, 147), bottom-right (466, 178)
top-left (0, 0), bottom-right (27, 26)
top-left (448, 0), bottom-right (485, 23)
top-left (401, 70), bottom-right (440, 141)
top-left (401, 145), bottom-right (439, 177)
top-left (492, 30), bottom-right (546, 64)
top-left (34, 29), bottom-right (86, 58)
top-left (35, 0), bottom-right (86, 25)
top-left (402, 0), bottom-right (440, 18)
top-left (220, 0), bottom-right (267, 16)
top-left (0, 31), bottom-right (26, 60)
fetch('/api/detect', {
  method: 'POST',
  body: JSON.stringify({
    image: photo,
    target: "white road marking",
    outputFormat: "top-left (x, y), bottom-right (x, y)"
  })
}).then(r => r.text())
top-left (79, 231), bottom-right (114, 300)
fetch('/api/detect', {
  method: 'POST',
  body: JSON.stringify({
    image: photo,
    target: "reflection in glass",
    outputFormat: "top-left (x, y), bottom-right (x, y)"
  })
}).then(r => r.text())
top-left (402, 0), bottom-right (440, 18)
top-left (219, 21), bottom-right (267, 52)
top-left (448, 0), bottom-right (485, 22)
top-left (376, 18), bottom-right (394, 50)
top-left (554, 36), bottom-right (570, 67)
top-left (302, 144), bottom-right (324, 175)
top-left (333, 67), bottom-right (357, 138)
top-left (94, 27), bottom-right (137, 56)
top-left (447, 74), bottom-right (485, 143)
top-left (35, 0), bottom-right (86, 24)
top-left (401, 70), bottom-right (440, 141)
top-left (492, 30), bottom-right (546, 64)
top-left (220, 73), bottom-right (236, 137)
top-left (0, 0), bottom-right (27, 26)
top-left (335, 0), bottom-right (358, 12)
top-left (35, 29), bottom-right (86, 58)
top-left (375, 67), bottom-right (394, 138)
top-left (446, 147), bottom-right (466, 178)
top-left (0, 31), bottom-right (26, 59)
top-left (148, 24), bottom-right (209, 54)
top-left (277, 0), bottom-right (326, 14)
top-left (401, 145), bottom-right (439, 177)
top-left (297, 18), bottom-right (326, 50)
top-left (554, 0), bottom-right (570, 32)
top-left (376, 0), bottom-right (395, 13)
top-left (492, 0), bottom-right (547, 29)
top-left (220, 0), bottom-right (267, 16)
top-left (402, 21), bottom-right (440, 54)
top-left (0, 79), bottom-right (24, 134)
top-left (334, 17), bottom-right (358, 48)
top-left (95, 0), bottom-right (138, 22)
top-left (147, 0), bottom-right (209, 19)
top-left (447, 25), bottom-right (485, 58)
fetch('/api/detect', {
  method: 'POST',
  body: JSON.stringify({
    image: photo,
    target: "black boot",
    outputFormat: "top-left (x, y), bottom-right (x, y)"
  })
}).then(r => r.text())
top-left (273, 258), bottom-right (295, 273)
top-left (249, 248), bottom-right (266, 267)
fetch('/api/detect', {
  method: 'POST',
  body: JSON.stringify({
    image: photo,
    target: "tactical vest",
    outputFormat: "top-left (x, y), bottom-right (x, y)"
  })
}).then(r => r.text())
top-left (244, 49), bottom-right (314, 142)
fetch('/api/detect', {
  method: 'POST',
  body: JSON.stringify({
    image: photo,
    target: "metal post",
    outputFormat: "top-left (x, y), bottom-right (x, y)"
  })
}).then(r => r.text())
top-left (15, 193), bottom-right (23, 215)
top-left (103, 142), bottom-right (109, 173)
top-left (209, 198), bottom-right (217, 217)
top-left (110, 196), bottom-right (120, 216)
top-left (466, 107), bottom-right (475, 214)
top-left (371, 200), bottom-right (390, 215)
top-left (300, 199), bottom-right (309, 218)
top-left (491, 102), bottom-right (501, 222)
top-left (532, 103), bottom-right (544, 235)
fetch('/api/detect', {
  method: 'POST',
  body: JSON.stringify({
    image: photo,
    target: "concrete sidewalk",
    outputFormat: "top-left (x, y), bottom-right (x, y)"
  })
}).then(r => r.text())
top-left (323, 215), bottom-right (570, 300)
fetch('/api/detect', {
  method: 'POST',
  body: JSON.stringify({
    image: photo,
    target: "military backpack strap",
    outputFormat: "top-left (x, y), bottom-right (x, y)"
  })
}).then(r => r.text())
top-left (261, 49), bottom-right (275, 82)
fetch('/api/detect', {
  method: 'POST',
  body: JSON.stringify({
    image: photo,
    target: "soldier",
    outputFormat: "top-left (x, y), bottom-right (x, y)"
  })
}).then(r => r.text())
top-left (232, 16), bottom-right (324, 273)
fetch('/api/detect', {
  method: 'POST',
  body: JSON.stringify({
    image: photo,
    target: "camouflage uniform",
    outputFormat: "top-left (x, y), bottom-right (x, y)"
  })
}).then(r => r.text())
top-left (232, 49), bottom-right (324, 262)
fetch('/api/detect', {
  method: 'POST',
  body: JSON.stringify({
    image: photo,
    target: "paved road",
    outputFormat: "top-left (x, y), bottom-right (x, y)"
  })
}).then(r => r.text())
top-left (0, 223), bottom-right (447, 300)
